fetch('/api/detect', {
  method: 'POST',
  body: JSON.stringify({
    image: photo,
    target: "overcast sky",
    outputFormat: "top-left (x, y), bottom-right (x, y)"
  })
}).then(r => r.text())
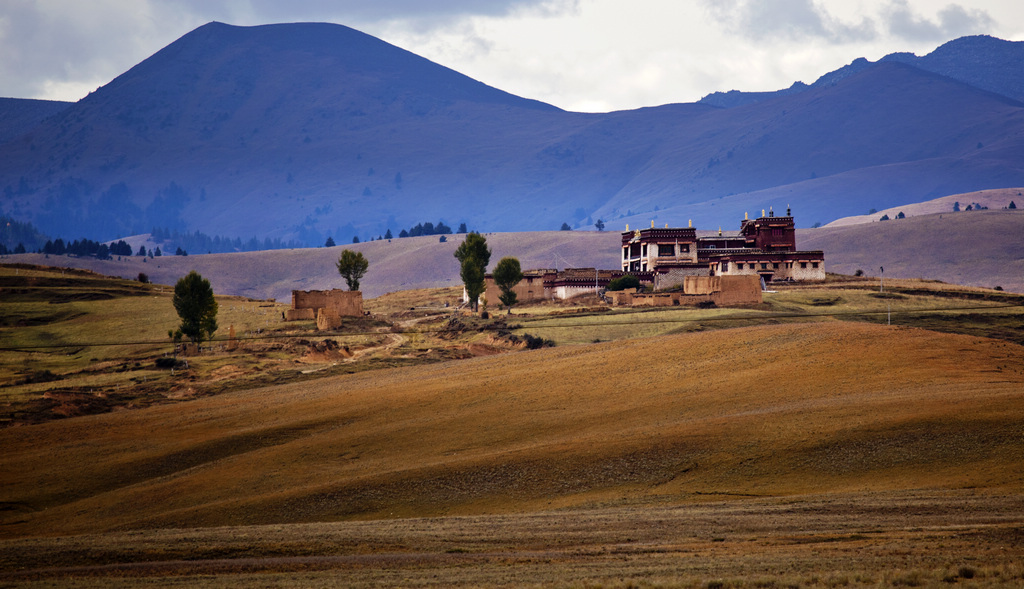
top-left (2, 0), bottom-right (1021, 112)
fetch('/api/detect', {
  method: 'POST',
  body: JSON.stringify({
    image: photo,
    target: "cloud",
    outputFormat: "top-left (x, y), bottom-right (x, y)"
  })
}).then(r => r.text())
top-left (883, 0), bottom-right (995, 42)
top-left (701, 0), bottom-right (876, 43)
top-left (149, 0), bottom-right (578, 27)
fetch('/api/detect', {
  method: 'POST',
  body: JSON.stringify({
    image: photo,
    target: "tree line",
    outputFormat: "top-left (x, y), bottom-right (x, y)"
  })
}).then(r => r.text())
top-left (151, 228), bottom-right (304, 254)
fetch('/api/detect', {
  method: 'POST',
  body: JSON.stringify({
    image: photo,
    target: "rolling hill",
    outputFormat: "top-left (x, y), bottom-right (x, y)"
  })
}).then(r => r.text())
top-left (1, 321), bottom-right (1020, 538)
top-left (2, 23), bottom-right (1024, 245)
top-left (9, 197), bottom-right (1023, 299)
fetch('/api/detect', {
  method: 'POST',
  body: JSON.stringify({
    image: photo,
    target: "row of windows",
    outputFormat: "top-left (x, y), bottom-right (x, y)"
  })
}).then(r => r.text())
top-left (623, 243), bottom-right (691, 259)
top-left (721, 261), bottom-right (820, 272)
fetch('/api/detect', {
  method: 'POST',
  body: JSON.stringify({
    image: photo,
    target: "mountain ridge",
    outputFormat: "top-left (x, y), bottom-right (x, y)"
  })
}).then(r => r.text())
top-left (1, 23), bottom-right (1022, 248)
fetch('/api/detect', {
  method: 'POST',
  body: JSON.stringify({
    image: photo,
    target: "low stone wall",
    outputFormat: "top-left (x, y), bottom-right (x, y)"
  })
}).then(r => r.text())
top-left (613, 274), bottom-right (762, 307)
top-left (285, 308), bottom-right (316, 321)
top-left (316, 308), bottom-right (343, 330)
top-left (287, 289), bottom-right (363, 323)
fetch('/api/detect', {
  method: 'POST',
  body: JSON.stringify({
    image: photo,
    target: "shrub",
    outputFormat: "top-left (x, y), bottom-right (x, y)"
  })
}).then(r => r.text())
top-left (607, 274), bottom-right (640, 291)
top-left (511, 333), bottom-right (555, 349)
top-left (137, 272), bottom-right (149, 283)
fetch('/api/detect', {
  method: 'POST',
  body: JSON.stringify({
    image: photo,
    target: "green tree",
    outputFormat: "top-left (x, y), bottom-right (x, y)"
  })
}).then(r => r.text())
top-left (493, 256), bottom-right (523, 313)
top-left (594, 219), bottom-right (605, 231)
top-left (607, 274), bottom-right (640, 291)
top-left (454, 232), bottom-right (490, 311)
top-left (560, 222), bottom-right (572, 231)
top-left (460, 257), bottom-right (486, 312)
top-left (172, 271), bottom-right (218, 346)
top-left (336, 249), bottom-right (369, 291)
top-left (324, 236), bottom-right (336, 247)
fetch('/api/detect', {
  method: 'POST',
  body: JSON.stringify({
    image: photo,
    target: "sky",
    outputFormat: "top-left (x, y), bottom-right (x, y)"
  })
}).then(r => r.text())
top-left (2, 0), bottom-right (1022, 112)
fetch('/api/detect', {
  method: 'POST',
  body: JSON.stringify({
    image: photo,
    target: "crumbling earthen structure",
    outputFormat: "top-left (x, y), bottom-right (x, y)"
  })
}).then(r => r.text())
top-left (286, 289), bottom-right (363, 329)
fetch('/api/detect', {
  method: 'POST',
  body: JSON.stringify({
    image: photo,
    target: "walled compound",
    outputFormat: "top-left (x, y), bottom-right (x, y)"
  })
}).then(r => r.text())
top-left (476, 208), bottom-right (822, 308)
top-left (622, 207), bottom-right (825, 290)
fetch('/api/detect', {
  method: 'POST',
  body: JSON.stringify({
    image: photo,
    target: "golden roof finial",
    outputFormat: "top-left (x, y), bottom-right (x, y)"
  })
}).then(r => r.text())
top-left (625, 223), bottom-right (629, 231)
top-left (688, 219), bottom-right (692, 228)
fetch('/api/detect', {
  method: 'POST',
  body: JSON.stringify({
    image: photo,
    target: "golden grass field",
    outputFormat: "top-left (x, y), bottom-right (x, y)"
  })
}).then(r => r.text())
top-left (1, 265), bottom-right (1023, 587)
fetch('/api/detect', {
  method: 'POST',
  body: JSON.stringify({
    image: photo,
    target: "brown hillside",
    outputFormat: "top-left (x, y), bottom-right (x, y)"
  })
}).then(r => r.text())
top-left (10, 231), bottom-right (622, 301)
top-left (826, 187), bottom-right (1024, 226)
top-left (801, 209), bottom-right (1024, 293)
top-left (2, 321), bottom-right (1021, 538)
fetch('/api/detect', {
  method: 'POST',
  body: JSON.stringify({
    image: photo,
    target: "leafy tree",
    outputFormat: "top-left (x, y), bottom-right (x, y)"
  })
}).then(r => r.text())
top-left (493, 257), bottom-right (523, 313)
top-left (879, 214), bottom-right (890, 221)
top-left (457, 222), bottom-right (468, 234)
top-left (607, 274), bottom-right (640, 291)
top-left (172, 271), bottom-right (218, 346)
top-left (454, 232), bottom-right (490, 311)
top-left (325, 236), bottom-right (336, 247)
top-left (352, 236), bottom-right (360, 243)
top-left (594, 219), bottom-right (605, 231)
top-left (953, 201), bottom-right (961, 212)
top-left (560, 222), bottom-right (572, 231)
top-left (896, 211), bottom-right (905, 219)
top-left (336, 249), bottom-right (369, 291)
top-left (460, 257), bottom-right (486, 312)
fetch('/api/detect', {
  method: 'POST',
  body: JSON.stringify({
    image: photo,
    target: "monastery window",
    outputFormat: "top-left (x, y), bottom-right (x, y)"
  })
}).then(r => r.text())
top-left (719, 263), bottom-right (728, 273)
top-left (658, 244), bottom-right (675, 257)
top-left (736, 263), bottom-right (743, 270)
top-left (812, 262), bottom-right (820, 268)
top-left (773, 263), bottom-right (779, 269)
top-left (800, 262), bottom-right (808, 269)
top-left (642, 245), bottom-right (648, 258)
top-left (760, 263), bottom-right (768, 270)
top-left (680, 244), bottom-right (690, 253)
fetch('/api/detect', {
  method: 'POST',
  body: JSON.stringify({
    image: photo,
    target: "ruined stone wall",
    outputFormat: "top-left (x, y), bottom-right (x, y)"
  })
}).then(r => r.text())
top-left (654, 266), bottom-right (710, 291)
top-left (316, 308), bottom-right (343, 330)
top-left (713, 275), bottom-right (762, 306)
top-left (285, 308), bottom-right (316, 321)
top-left (683, 275), bottom-right (718, 295)
top-left (291, 289), bottom-right (363, 317)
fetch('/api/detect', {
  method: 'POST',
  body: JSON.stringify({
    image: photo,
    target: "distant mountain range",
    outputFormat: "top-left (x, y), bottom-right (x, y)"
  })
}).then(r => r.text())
top-left (2, 23), bottom-right (1023, 246)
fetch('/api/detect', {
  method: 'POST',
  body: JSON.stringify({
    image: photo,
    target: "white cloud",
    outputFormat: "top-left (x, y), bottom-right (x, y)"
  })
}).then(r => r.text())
top-left (0, 0), bottom-right (1021, 111)
top-left (884, 0), bottom-right (995, 41)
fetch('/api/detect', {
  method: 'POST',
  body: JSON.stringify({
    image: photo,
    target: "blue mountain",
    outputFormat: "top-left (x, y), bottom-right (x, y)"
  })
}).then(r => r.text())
top-left (1, 23), bottom-right (1023, 244)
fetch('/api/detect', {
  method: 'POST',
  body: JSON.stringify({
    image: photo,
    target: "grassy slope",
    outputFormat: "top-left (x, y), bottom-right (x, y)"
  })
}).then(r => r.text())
top-left (825, 187), bottom-right (1024, 227)
top-left (7, 231), bottom-right (622, 301)
top-left (2, 321), bottom-right (1021, 538)
top-left (800, 208), bottom-right (1024, 292)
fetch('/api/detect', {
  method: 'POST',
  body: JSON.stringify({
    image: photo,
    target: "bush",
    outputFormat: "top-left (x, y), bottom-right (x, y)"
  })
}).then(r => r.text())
top-left (137, 272), bottom-right (149, 283)
top-left (511, 333), bottom-right (555, 349)
top-left (607, 274), bottom-right (640, 291)
top-left (155, 357), bottom-right (181, 369)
